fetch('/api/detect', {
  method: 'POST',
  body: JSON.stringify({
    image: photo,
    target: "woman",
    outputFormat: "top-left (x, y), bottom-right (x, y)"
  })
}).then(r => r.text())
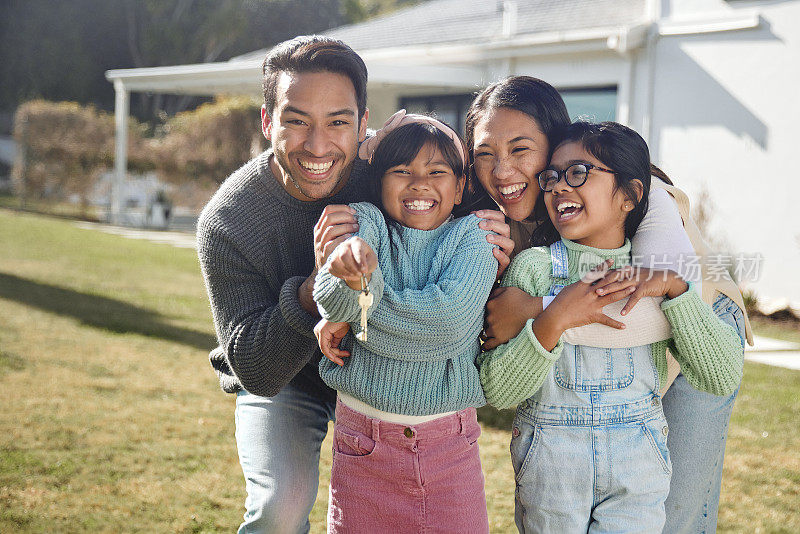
top-left (462, 76), bottom-right (751, 533)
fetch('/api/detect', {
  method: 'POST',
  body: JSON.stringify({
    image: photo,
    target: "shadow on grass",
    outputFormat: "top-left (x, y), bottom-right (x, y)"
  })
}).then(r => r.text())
top-left (477, 405), bottom-right (516, 431)
top-left (0, 272), bottom-right (215, 351)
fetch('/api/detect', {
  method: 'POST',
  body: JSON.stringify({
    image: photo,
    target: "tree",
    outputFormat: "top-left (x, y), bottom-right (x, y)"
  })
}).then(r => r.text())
top-left (0, 0), bottom-right (346, 126)
top-left (1, 0), bottom-right (430, 129)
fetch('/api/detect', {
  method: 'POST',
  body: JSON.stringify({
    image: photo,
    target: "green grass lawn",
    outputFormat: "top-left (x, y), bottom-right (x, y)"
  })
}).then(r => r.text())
top-left (1, 208), bottom-right (798, 533)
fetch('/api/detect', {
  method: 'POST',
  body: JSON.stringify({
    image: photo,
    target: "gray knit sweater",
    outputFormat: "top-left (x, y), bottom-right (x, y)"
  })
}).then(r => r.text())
top-left (196, 149), bottom-right (370, 399)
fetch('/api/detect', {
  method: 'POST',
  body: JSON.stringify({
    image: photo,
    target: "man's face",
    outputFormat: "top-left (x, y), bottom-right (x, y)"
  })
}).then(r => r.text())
top-left (262, 70), bottom-right (368, 201)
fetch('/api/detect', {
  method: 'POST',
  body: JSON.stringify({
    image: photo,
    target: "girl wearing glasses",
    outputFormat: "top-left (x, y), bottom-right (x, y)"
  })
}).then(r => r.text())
top-left (477, 121), bottom-right (744, 532)
top-left (464, 76), bottom-right (751, 533)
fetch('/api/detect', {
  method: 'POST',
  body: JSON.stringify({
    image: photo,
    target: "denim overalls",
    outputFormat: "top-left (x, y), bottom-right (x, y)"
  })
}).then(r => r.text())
top-left (511, 242), bottom-right (672, 533)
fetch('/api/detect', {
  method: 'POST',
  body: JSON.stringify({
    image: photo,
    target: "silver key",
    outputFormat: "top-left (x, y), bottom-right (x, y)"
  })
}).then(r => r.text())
top-left (356, 275), bottom-right (373, 342)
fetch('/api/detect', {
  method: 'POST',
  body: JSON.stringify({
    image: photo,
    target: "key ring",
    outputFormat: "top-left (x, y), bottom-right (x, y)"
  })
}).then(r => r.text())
top-left (360, 274), bottom-right (369, 295)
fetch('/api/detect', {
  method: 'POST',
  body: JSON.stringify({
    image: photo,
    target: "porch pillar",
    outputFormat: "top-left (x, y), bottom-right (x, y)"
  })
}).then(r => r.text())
top-left (112, 79), bottom-right (129, 225)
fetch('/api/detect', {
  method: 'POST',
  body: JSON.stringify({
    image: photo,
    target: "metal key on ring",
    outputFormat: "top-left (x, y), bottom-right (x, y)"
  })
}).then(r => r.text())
top-left (356, 274), bottom-right (373, 342)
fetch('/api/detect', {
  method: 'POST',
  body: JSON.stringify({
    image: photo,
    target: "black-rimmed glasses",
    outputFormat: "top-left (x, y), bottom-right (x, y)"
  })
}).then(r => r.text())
top-left (537, 163), bottom-right (615, 192)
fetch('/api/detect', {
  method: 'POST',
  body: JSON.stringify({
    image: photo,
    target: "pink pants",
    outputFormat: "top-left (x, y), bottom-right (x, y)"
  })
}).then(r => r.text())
top-left (328, 399), bottom-right (489, 533)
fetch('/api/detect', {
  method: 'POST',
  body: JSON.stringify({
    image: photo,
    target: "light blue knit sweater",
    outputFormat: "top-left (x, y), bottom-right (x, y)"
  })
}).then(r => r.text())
top-left (313, 202), bottom-right (497, 415)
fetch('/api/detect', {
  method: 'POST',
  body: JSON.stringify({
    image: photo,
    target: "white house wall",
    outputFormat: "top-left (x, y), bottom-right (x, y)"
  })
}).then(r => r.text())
top-left (650, 0), bottom-right (800, 306)
top-left (368, 52), bottom-right (635, 129)
top-left (514, 52), bottom-right (630, 90)
top-left (515, 52), bottom-right (635, 124)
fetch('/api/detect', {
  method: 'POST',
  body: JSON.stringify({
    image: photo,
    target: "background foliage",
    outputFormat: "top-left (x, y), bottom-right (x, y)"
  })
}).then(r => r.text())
top-left (12, 101), bottom-right (144, 209)
top-left (152, 96), bottom-right (265, 186)
top-left (12, 97), bottom-right (265, 206)
top-left (0, 0), bottom-right (426, 129)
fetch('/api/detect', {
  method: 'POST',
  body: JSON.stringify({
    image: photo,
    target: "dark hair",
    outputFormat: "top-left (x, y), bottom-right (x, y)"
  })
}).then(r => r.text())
top-left (262, 35), bottom-right (368, 119)
top-left (460, 76), bottom-right (571, 211)
top-left (367, 120), bottom-right (466, 246)
top-left (530, 121), bottom-right (653, 246)
top-left (650, 163), bottom-right (674, 186)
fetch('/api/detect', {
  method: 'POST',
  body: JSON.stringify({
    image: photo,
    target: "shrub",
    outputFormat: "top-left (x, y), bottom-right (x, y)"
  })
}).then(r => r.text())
top-left (12, 100), bottom-right (149, 212)
top-left (11, 97), bottom-right (265, 217)
top-left (152, 96), bottom-right (265, 185)
top-left (14, 100), bottom-right (113, 204)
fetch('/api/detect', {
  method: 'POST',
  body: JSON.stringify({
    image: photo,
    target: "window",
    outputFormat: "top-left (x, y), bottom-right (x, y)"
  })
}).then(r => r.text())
top-left (398, 86), bottom-right (618, 135)
top-left (398, 94), bottom-right (475, 134)
top-left (560, 86), bottom-right (617, 122)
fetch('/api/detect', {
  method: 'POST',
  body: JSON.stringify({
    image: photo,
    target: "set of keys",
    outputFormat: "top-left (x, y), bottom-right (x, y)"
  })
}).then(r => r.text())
top-left (356, 274), bottom-right (373, 342)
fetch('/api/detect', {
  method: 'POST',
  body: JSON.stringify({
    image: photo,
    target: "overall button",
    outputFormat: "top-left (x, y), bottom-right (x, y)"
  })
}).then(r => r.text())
top-left (651, 397), bottom-right (660, 406)
top-left (404, 427), bottom-right (414, 438)
top-left (662, 426), bottom-right (669, 436)
top-left (512, 427), bottom-right (520, 438)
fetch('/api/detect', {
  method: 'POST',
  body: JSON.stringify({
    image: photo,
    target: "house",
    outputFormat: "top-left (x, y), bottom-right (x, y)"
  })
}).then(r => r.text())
top-left (106, 0), bottom-right (800, 307)
top-left (0, 137), bottom-right (15, 192)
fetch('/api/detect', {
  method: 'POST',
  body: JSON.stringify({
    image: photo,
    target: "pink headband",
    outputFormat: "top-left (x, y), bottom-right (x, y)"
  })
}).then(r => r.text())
top-left (358, 109), bottom-right (466, 167)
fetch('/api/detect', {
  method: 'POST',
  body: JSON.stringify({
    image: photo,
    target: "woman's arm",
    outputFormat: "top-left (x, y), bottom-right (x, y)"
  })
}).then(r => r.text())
top-left (481, 287), bottom-right (544, 350)
top-left (478, 254), bottom-right (636, 408)
top-left (632, 183), bottom-right (698, 286)
top-left (564, 182), bottom-right (693, 348)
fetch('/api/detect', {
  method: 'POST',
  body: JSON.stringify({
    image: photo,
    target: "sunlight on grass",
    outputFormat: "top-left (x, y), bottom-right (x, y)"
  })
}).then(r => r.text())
top-left (1, 208), bottom-right (798, 532)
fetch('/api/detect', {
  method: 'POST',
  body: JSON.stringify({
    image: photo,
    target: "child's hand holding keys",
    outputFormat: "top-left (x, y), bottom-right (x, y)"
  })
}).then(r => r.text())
top-left (328, 236), bottom-right (378, 290)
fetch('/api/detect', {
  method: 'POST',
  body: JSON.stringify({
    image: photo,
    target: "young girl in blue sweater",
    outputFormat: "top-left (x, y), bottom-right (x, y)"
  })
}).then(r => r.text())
top-left (478, 121), bottom-right (744, 533)
top-left (312, 111), bottom-right (498, 533)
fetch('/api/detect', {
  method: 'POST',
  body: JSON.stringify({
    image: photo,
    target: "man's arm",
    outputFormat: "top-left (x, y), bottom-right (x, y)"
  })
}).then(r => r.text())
top-left (198, 223), bottom-right (320, 397)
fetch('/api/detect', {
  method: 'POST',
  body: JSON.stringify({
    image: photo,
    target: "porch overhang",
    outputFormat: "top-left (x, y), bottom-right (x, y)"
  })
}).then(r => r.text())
top-left (105, 59), bottom-right (485, 96)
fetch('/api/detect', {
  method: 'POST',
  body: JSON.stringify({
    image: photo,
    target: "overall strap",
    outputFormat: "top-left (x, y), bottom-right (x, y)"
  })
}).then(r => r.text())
top-left (549, 240), bottom-right (569, 296)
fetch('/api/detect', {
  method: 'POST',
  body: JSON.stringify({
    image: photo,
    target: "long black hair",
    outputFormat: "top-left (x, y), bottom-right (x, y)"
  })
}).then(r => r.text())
top-left (460, 76), bottom-right (571, 213)
top-left (530, 121), bottom-right (654, 246)
top-left (366, 120), bottom-right (467, 246)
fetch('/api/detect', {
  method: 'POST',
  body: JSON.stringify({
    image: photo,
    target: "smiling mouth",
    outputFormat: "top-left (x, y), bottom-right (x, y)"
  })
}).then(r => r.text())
top-left (498, 183), bottom-right (527, 201)
top-left (298, 159), bottom-right (334, 176)
top-left (403, 199), bottom-right (437, 212)
top-left (555, 200), bottom-right (584, 222)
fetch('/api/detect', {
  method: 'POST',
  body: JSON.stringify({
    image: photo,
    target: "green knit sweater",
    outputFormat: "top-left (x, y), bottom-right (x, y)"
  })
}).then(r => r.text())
top-left (478, 239), bottom-right (744, 410)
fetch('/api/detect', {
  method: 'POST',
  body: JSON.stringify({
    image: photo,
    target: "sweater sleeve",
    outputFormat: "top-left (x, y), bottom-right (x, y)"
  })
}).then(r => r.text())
top-left (313, 204), bottom-right (385, 326)
top-left (197, 221), bottom-right (320, 398)
top-left (661, 284), bottom-right (744, 396)
top-left (364, 217), bottom-right (498, 360)
top-left (478, 248), bottom-right (563, 409)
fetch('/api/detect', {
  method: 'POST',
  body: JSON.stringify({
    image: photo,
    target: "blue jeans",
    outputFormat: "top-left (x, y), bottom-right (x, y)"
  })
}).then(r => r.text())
top-left (235, 385), bottom-right (335, 534)
top-left (661, 294), bottom-right (745, 533)
top-left (662, 375), bottom-right (738, 533)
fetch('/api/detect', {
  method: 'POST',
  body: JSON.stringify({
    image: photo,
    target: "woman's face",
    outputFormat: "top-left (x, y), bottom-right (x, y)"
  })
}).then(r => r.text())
top-left (471, 107), bottom-right (550, 222)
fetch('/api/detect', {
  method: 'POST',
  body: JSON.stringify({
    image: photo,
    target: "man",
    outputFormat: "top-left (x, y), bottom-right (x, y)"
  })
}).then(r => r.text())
top-left (197, 35), bottom-right (511, 533)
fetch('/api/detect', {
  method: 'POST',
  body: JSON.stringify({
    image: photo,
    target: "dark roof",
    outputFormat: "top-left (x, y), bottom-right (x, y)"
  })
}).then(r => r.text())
top-left (328, 0), bottom-right (646, 49)
top-left (233, 0), bottom-right (646, 61)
